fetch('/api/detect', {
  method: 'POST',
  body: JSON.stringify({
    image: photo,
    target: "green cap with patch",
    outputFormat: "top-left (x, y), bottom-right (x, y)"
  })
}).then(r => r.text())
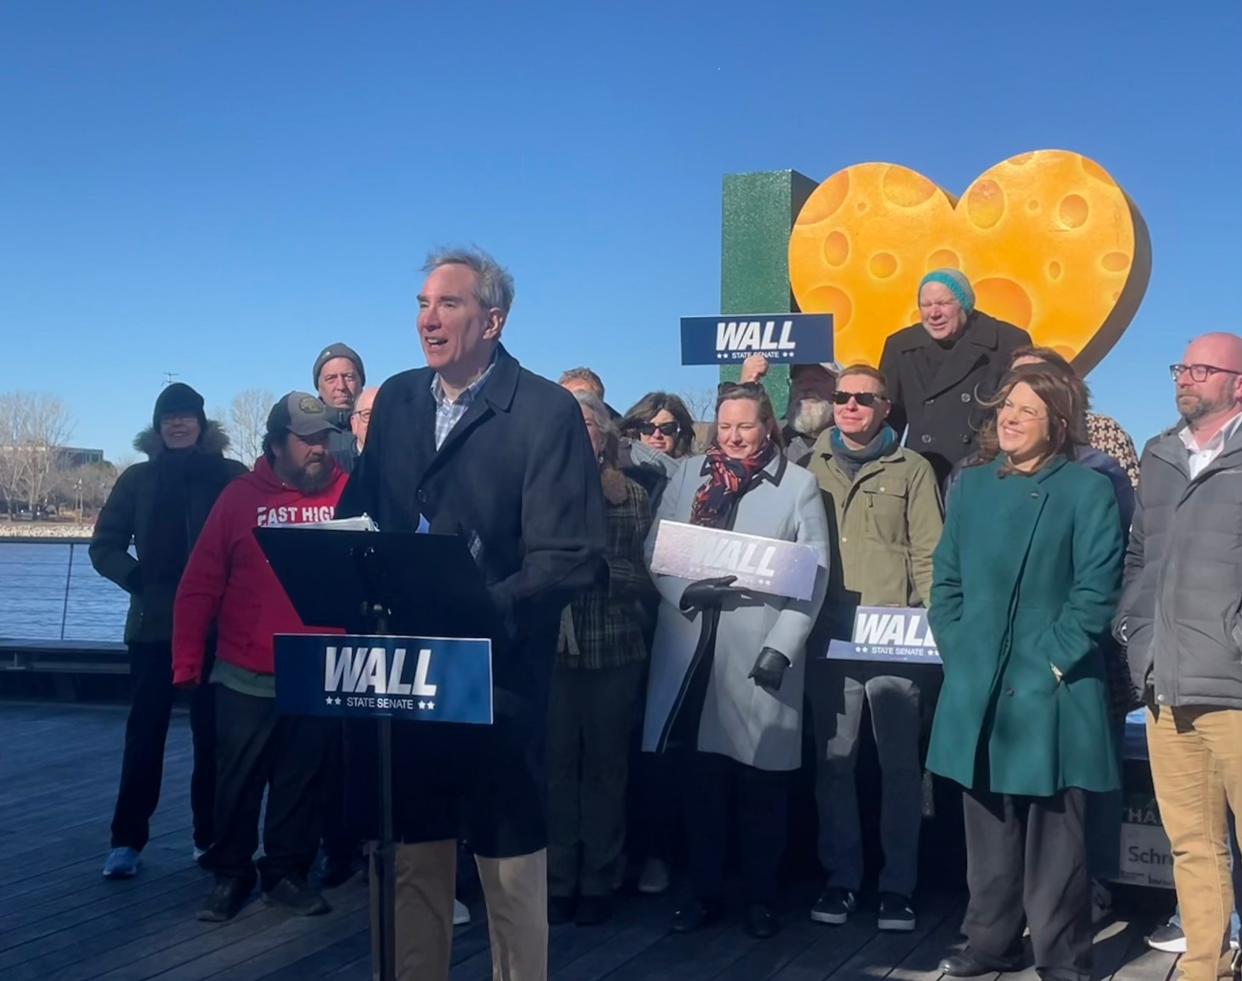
top-left (266, 391), bottom-right (341, 438)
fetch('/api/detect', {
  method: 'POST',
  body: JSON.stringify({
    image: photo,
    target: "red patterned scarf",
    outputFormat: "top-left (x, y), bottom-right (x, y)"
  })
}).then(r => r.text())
top-left (690, 441), bottom-right (776, 528)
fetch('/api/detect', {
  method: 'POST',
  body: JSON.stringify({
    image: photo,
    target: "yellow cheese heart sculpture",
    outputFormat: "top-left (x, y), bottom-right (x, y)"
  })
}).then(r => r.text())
top-left (787, 150), bottom-right (1151, 373)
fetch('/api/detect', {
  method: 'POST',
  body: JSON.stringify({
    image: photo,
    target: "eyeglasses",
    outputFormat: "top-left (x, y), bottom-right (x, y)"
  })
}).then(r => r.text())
top-left (831, 391), bottom-right (889, 407)
top-left (1169, 363), bottom-right (1241, 383)
top-left (635, 421), bottom-right (679, 438)
top-left (350, 409), bottom-right (372, 421)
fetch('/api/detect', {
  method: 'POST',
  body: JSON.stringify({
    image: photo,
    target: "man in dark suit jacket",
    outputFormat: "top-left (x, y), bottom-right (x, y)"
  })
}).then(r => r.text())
top-left (879, 269), bottom-right (1032, 485)
top-left (338, 247), bottom-right (605, 981)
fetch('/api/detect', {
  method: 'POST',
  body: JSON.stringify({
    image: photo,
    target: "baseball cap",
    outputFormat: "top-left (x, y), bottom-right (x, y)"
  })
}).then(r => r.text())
top-left (266, 392), bottom-right (341, 438)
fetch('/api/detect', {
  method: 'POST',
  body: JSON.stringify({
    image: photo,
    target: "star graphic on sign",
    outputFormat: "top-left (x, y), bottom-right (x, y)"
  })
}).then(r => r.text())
top-left (858, 646), bottom-right (869, 654)
top-left (324, 696), bottom-right (333, 705)
top-left (418, 700), bottom-right (427, 710)
top-left (427, 701), bottom-right (436, 710)
top-left (333, 697), bottom-right (342, 706)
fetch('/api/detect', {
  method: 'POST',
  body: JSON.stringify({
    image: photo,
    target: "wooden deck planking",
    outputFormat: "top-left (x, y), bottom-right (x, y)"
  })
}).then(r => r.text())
top-left (1, 700), bottom-right (1183, 981)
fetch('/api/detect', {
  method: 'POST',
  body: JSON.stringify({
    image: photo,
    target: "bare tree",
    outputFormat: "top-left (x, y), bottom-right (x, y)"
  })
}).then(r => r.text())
top-left (0, 391), bottom-right (74, 515)
top-left (229, 389), bottom-right (274, 467)
top-left (0, 393), bottom-right (24, 517)
top-left (679, 387), bottom-right (718, 424)
top-left (18, 393), bottom-right (74, 512)
top-left (50, 462), bottom-right (118, 516)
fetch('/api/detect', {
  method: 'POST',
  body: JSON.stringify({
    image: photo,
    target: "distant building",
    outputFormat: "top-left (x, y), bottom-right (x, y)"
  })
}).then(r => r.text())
top-left (56, 447), bottom-right (105, 469)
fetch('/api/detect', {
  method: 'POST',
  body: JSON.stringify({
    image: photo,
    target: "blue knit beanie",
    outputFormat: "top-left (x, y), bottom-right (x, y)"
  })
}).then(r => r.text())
top-left (918, 268), bottom-right (975, 313)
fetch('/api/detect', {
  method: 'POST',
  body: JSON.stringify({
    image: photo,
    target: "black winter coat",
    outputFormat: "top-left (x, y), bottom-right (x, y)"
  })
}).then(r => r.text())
top-left (337, 345), bottom-right (606, 849)
top-left (89, 422), bottom-right (246, 644)
top-left (879, 311), bottom-right (1031, 484)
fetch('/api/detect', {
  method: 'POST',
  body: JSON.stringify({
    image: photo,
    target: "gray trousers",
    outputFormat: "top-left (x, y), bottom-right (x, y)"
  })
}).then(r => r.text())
top-left (806, 659), bottom-right (924, 895)
top-left (546, 661), bottom-right (645, 898)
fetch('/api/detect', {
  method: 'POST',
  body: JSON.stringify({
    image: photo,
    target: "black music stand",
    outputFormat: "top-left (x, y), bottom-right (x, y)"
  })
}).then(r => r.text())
top-left (254, 526), bottom-right (497, 981)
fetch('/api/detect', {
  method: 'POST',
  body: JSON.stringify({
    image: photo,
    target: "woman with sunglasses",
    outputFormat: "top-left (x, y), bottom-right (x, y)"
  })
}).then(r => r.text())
top-left (619, 393), bottom-right (696, 514)
top-left (642, 382), bottom-right (829, 939)
top-left (621, 392), bottom-right (696, 460)
top-left (928, 364), bottom-right (1123, 981)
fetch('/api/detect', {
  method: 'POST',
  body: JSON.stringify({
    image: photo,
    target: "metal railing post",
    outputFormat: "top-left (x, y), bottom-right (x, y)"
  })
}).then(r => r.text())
top-left (60, 542), bottom-right (75, 640)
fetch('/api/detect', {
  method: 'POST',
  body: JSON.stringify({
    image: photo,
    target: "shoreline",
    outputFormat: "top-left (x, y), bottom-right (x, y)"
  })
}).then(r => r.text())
top-left (0, 522), bottom-right (95, 539)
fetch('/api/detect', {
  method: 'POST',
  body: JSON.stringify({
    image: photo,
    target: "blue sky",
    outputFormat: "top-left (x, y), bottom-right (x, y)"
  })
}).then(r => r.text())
top-left (2, 1), bottom-right (1239, 463)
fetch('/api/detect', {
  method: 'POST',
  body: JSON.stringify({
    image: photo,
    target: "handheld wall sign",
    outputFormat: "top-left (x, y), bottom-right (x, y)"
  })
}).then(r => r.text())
top-left (649, 520), bottom-right (819, 601)
top-left (824, 606), bottom-right (942, 665)
top-left (274, 634), bottom-right (493, 725)
top-left (679, 313), bottom-right (833, 365)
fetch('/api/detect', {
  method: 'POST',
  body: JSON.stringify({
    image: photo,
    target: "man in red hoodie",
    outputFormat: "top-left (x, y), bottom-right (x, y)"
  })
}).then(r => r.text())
top-left (174, 392), bottom-right (349, 923)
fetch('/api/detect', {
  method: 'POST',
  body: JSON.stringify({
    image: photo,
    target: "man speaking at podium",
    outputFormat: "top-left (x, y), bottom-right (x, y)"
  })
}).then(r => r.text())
top-left (338, 247), bottom-right (605, 981)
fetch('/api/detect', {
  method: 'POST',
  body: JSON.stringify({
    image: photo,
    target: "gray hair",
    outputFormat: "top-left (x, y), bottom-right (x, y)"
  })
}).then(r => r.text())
top-left (559, 366), bottom-right (605, 397)
top-left (571, 389), bottom-right (619, 465)
top-left (422, 246), bottom-right (515, 313)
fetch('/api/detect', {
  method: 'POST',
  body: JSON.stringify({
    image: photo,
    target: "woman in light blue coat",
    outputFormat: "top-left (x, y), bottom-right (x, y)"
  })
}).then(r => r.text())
top-left (642, 382), bottom-right (829, 939)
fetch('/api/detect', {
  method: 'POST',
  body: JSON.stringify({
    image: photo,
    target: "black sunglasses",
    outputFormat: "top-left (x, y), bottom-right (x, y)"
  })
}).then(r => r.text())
top-left (635, 421), bottom-right (680, 438)
top-left (832, 391), bottom-right (889, 407)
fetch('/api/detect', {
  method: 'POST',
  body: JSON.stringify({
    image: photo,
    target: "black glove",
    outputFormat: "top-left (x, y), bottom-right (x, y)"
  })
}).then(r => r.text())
top-left (749, 647), bottom-right (790, 693)
top-left (679, 575), bottom-right (739, 612)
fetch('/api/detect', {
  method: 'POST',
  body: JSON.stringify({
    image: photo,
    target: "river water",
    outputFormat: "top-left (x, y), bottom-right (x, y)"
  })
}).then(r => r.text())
top-left (0, 541), bottom-right (128, 641)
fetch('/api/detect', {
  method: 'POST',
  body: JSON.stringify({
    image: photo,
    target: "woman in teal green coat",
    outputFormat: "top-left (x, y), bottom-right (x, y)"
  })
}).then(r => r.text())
top-left (928, 364), bottom-right (1122, 981)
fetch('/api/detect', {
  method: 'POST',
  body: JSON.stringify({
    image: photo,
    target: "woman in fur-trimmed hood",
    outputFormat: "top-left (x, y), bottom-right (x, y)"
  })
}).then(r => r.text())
top-left (90, 383), bottom-right (247, 879)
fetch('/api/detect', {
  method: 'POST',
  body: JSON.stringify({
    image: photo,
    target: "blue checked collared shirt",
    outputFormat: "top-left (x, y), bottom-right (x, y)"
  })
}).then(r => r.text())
top-left (430, 358), bottom-right (497, 451)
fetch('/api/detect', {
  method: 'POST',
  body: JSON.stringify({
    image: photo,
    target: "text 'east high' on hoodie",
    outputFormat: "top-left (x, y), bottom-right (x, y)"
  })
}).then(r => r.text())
top-left (172, 455), bottom-right (348, 685)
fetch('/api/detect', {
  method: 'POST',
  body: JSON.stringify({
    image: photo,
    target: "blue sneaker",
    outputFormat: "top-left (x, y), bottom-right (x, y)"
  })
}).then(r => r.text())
top-left (103, 847), bottom-right (140, 879)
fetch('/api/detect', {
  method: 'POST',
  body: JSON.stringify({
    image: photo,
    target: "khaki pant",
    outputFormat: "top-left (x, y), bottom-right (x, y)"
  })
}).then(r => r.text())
top-left (369, 840), bottom-right (547, 981)
top-left (1147, 706), bottom-right (1242, 981)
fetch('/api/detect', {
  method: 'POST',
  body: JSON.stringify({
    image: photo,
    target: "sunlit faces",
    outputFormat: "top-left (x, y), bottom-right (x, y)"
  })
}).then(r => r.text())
top-left (918, 281), bottom-right (969, 342)
top-left (789, 368), bottom-right (837, 437)
top-left (639, 409), bottom-right (679, 454)
top-left (997, 381), bottom-right (1053, 468)
top-left (1174, 337), bottom-right (1242, 425)
top-left (417, 264), bottom-right (504, 381)
top-left (159, 412), bottom-right (201, 450)
top-left (579, 404), bottom-right (606, 459)
top-left (272, 430), bottom-right (333, 492)
top-left (350, 389), bottom-right (378, 450)
top-left (716, 398), bottom-right (770, 461)
top-left (832, 374), bottom-right (890, 445)
top-left (318, 358), bottom-right (361, 410)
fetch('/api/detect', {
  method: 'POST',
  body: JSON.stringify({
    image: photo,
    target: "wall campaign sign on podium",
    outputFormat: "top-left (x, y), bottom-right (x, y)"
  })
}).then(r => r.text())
top-left (274, 633), bottom-right (493, 725)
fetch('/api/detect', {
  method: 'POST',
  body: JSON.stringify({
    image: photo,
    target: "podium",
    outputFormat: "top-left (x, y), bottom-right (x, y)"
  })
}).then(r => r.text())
top-left (254, 527), bottom-right (499, 981)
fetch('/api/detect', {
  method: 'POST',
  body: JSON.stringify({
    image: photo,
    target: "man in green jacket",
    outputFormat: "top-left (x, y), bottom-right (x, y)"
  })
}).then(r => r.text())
top-left (803, 364), bottom-right (943, 933)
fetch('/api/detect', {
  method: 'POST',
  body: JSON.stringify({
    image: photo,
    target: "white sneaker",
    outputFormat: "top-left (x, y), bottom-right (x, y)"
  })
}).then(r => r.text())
top-left (453, 899), bottom-right (471, 926)
top-left (1145, 922), bottom-right (1187, 953)
top-left (1090, 880), bottom-right (1113, 925)
top-left (637, 857), bottom-right (670, 895)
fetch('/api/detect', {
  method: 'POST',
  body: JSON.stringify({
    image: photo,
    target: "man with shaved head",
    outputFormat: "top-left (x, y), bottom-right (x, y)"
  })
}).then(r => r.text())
top-left (1117, 332), bottom-right (1242, 981)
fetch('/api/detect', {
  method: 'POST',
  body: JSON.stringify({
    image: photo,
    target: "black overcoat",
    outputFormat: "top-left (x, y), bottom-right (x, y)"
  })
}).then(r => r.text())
top-left (336, 345), bottom-right (606, 854)
top-left (879, 312), bottom-right (1031, 484)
